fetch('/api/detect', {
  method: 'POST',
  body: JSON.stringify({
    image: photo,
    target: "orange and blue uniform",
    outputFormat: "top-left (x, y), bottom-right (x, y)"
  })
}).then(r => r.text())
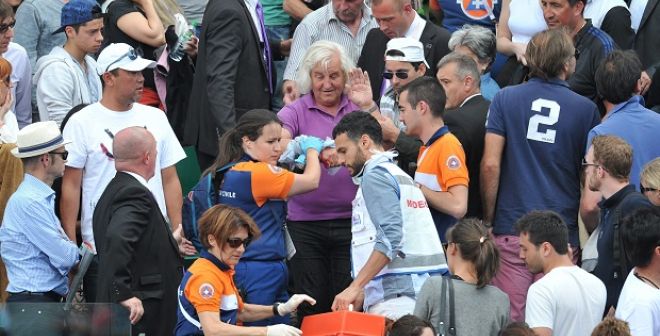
top-left (219, 156), bottom-right (295, 325)
top-left (176, 250), bottom-right (244, 335)
top-left (414, 125), bottom-right (469, 242)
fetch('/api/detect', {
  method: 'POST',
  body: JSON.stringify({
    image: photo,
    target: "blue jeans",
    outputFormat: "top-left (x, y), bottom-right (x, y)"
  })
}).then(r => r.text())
top-left (265, 25), bottom-right (290, 111)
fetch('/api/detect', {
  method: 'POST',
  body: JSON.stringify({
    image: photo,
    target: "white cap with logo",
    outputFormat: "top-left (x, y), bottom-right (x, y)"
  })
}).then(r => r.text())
top-left (385, 37), bottom-right (430, 68)
top-left (96, 43), bottom-right (157, 75)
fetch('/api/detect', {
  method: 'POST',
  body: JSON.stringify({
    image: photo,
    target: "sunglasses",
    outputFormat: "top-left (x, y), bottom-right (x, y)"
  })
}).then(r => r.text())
top-left (105, 47), bottom-right (141, 73)
top-left (383, 71), bottom-right (409, 80)
top-left (226, 237), bottom-right (252, 249)
top-left (0, 20), bottom-right (16, 34)
top-left (641, 185), bottom-right (658, 193)
top-left (50, 150), bottom-right (69, 160)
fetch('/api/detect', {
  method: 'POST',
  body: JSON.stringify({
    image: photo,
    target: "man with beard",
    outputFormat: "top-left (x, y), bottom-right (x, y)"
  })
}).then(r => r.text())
top-left (585, 135), bottom-right (653, 313)
top-left (331, 111), bottom-right (447, 319)
top-left (281, 0), bottom-right (378, 103)
top-left (480, 29), bottom-right (600, 321)
top-left (34, 0), bottom-right (104, 127)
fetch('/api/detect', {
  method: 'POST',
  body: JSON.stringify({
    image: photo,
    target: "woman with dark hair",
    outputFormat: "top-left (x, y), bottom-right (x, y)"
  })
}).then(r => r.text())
top-left (202, 109), bottom-right (322, 326)
top-left (176, 204), bottom-right (314, 336)
top-left (415, 218), bottom-right (510, 336)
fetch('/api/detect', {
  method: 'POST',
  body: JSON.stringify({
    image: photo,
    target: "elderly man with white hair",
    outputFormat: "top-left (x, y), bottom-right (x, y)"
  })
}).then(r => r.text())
top-left (277, 40), bottom-right (377, 324)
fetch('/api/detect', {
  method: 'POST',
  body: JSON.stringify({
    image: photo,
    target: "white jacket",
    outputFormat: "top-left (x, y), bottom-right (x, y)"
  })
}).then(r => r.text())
top-left (34, 46), bottom-right (102, 127)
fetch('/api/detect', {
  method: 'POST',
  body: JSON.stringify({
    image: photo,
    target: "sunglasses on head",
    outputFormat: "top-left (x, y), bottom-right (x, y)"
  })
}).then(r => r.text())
top-left (0, 20), bottom-right (16, 34)
top-left (50, 150), bottom-right (69, 160)
top-left (226, 237), bottom-right (252, 249)
top-left (383, 71), bottom-right (409, 80)
top-left (105, 47), bottom-right (141, 73)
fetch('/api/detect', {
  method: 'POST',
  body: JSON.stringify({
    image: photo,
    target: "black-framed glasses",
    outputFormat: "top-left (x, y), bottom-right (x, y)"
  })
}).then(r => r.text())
top-left (641, 185), bottom-right (658, 193)
top-left (0, 20), bottom-right (16, 34)
top-left (226, 237), bottom-right (252, 249)
top-left (581, 159), bottom-right (599, 168)
top-left (50, 150), bottom-right (69, 160)
top-left (383, 71), bottom-right (409, 80)
top-left (104, 47), bottom-right (141, 72)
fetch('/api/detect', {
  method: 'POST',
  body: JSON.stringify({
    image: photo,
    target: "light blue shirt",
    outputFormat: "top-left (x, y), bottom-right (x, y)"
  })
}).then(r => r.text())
top-left (480, 72), bottom-right (500, 101)
top-left (0, 174), bottom-right (79, 296)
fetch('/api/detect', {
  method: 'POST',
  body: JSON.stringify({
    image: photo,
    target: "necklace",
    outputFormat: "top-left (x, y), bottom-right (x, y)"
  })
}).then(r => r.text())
top-left (635, 272), bottom-right (660, 289)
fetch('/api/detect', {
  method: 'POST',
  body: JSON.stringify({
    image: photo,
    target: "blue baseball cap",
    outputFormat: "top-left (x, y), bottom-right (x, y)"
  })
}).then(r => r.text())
top-left (53, 0), bottom-right (103, 35)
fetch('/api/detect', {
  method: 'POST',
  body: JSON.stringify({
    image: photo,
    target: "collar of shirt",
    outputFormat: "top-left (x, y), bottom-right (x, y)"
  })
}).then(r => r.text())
top-left (459, 93), bottom-right (482, 107)
top-left (354, 150), bottom-right (398, 183)
top-left (606, 95), bottom-right (646, 118)
top-left (307, 93), bottom-right (353, 116)
top-left (200, 249), bottom-right (231, 271)
top-left (123, 171), bottom-right (150, 188)
top-left (528, 77), bottom-right (571, 88)
top-left (573, 20), bottom-right (594, 48)
top-left (404, 14), bottom-right (427, 40)
top-left (425, 125), bottom-right (450, 147)
top-left (244, 0), bottom-right (264, 42)
top-left (327, 2), bottom-right (373, 29)
top-left (599, 184), bottom-right (636, 209)
top-left (22, 173), bottom-right (55, 200)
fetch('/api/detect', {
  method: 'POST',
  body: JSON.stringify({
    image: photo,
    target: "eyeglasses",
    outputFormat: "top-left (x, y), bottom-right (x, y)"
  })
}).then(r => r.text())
top-left (0, 20), bottom-right (16, 34)
top-left (104, 47), bottom-right (141, 73)
top-left (581, 159), bottom-right (599, 168)
top-left (50, 150), bottom-right (69, 160)
top-left (226, 237), bottom-right (252, 249)
top-left (641, 185), bottom-right (658, 193)
top-left (383, 71), bottom-right (409, 80)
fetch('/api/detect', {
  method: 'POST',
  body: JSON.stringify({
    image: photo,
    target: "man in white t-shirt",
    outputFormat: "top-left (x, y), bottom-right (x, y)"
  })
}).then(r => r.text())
top-left (616, 207), bottom-right (660, 336)
top-left (61, 43), bottom-right (187, 302)
top-left (517, 210), bottom-right (606, 336)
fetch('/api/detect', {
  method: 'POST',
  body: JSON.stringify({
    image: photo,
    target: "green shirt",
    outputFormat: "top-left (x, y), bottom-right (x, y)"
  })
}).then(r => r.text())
top-left (262, 0), bottom-right (291, 26)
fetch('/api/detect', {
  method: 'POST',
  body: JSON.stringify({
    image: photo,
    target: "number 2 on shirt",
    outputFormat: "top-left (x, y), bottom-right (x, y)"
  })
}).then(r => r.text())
top-left (527, 98), bottom-right (560, 144)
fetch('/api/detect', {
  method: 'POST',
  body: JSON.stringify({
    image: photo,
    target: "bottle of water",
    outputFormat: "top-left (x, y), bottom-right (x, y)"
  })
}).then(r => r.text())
top-left (170, 14), bottom-right (194, 62)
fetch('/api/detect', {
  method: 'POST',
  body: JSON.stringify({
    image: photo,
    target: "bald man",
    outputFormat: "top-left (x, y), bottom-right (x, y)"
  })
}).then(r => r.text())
top-left (93, 127), bottom-right (188, 335)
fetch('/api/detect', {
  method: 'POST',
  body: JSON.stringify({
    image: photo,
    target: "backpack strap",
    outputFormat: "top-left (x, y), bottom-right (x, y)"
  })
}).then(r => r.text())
top-left (447, 277), bottom-right (457, 336)
top-left (211, 162), bottom-right (239, 204)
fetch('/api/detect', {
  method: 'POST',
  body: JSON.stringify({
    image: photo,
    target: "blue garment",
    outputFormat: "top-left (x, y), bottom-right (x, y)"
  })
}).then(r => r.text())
top-left (480, 72), bottom-right (500, 101)
top-left (0, 174), bottom-right (78, 296)
top-left (436, 0), bottom-right (501, 32)
top-left (486, 78), bottom-right (600, 246)
top-left (234, 260), bottom-right (289, 326)
top-left (586, 95), bottom-right (660, 189)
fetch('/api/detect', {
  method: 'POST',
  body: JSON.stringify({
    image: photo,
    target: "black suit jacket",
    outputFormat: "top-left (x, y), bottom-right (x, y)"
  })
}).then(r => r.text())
top-left (443, 95), bottom-right (490, 219)
top-left (357, 21), bottom-right (451, 103)
top-left (184, 0), bottom-right (274, 157)
top-left (633, 0), bottom-right (660, 107)
top-left (93, 172), bottom-right (182, 335)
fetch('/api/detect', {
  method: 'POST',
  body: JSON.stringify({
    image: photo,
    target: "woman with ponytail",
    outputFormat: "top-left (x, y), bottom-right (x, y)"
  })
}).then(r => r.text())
top-left (198, 109), bottom-right (322, 327)
top-left (414, 218), bottom-right (510, 335)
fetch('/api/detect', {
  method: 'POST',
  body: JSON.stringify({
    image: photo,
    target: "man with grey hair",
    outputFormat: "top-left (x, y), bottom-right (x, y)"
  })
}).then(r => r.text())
top-left (281, 0), bottom-right (378, 104)
top-left (436, 52), bottom-right (488, 219)
top-left (448, 24), bottom-right (500, 100)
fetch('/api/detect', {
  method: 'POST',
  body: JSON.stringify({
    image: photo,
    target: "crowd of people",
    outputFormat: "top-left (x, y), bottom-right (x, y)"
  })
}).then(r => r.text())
top-left (0, 0), bottom-right (658, 335)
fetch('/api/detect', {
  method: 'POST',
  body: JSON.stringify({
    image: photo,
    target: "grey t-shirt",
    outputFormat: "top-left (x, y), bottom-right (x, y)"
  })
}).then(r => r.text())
top-left (176, 0), bottom-right (208, 23)
top-left (414, 276), bottom-right (510, 336)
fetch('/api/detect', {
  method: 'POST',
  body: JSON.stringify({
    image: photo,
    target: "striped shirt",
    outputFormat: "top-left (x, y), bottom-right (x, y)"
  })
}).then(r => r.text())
top-left (0, 174), bottom-right (79, 296)
top-left (283, 2), bottom-right (378, 81)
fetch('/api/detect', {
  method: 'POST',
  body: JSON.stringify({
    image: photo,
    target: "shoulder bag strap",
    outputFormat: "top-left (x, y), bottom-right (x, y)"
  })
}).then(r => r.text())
top-left (447, 278), bottom-right (457, 336)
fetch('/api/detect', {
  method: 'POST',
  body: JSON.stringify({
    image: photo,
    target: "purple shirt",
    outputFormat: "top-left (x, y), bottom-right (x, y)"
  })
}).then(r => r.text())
top-left (278, 93), bottom-right (358, 221)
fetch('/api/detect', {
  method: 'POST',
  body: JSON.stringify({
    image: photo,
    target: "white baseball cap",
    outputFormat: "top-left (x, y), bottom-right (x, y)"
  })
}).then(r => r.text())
top-left (96, 43), bottom-right (156, 75)
top-left (385, 38), bottom-right (430, 68)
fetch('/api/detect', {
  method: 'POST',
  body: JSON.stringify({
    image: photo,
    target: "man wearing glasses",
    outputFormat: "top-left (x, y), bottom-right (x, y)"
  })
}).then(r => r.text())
top-left (0, 121), bottom-right (78, 330)
top-left (0, 0), bottom-right (32, 129)
top-left (60, 43), bottom-right (189, 303)
top-left (34, 0), bottom-right (104, 127)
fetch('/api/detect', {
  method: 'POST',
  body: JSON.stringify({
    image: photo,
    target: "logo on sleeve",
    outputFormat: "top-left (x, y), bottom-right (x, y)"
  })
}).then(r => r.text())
top-left (446, 155), bottom-right (461, 170)
top-left (199, 283), bottom-right (215, 299)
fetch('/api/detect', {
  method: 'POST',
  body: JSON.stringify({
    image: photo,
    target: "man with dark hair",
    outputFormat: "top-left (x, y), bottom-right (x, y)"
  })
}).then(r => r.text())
top-left (357, 0), bottom-right (450, 103)
top-left (331, 111), bottom-right (447, 319)
top-left (541, 0), bottom-right (617, 109)
top-left (1, 0), bottom-right (32, 128)
top-left (585, 135), bottom-right (653, 312)
top-left (616, 207), bottom-right (660, 335)
top-left (580, 50), bottom-right (660, 230)
top-left (516, 210), bottom-right (606, 336)
top-left (436, 52), bottom-right (489, 219)
top-left (481, 28), bottom-right (600, 322)
top-left (34, 0), bottom-right (103, 127)
top-left (397, 76), bottom-right (468, 242)
top-left (390, 314), bottom-right (435, 336)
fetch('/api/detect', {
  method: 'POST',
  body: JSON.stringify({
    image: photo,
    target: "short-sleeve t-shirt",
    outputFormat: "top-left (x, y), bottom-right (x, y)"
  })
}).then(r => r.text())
top-left (63, 102), bottom-right (186, 250)
top-left (219, 159), bottom-right (295, 261)
top-left (415, 125), bottom-right (469, 242)
top-left (104, 0), bottom-right (158, 90)
top-left (176, 251), bottom-right (244, 335)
